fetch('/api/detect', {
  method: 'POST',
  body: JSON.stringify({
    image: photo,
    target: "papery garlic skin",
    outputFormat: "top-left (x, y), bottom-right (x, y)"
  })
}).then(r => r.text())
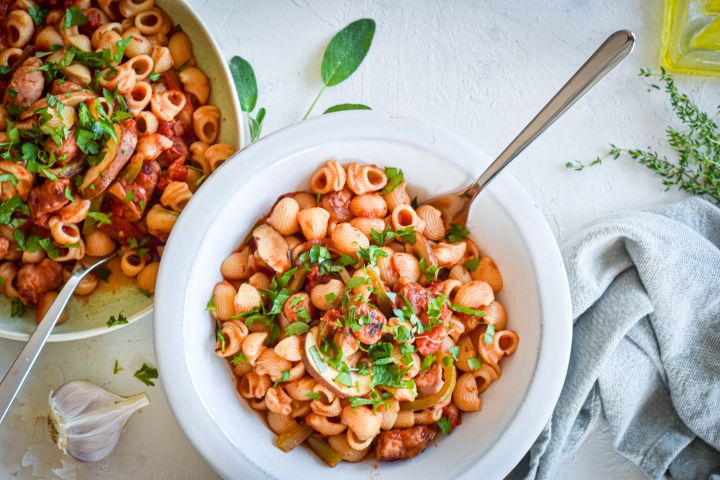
top-left (48, 380), bottom-right (150, 463)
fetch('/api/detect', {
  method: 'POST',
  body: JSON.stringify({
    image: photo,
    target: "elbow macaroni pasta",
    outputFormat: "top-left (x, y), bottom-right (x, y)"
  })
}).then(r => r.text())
top-left (210, 161), bottom-right (519, 466)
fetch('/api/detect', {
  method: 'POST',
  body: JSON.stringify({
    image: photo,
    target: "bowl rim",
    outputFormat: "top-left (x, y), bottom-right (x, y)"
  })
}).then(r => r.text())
top-left (0, 0), bottom-right (247, 343)
top-left (154, 110), bottom-right (572, 479)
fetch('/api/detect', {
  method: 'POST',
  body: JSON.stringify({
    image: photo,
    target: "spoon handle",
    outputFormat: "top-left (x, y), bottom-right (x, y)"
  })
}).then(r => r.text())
top-left (472, 30), bottom-right (635, 195)
top-left (0, 256), bottom-right (113, 424)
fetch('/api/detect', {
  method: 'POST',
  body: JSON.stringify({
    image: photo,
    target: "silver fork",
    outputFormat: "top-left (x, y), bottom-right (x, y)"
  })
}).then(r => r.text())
top-left (0, 254), bottom-right (116, 424)
top-left (424, 30), bottom-right (636, 227)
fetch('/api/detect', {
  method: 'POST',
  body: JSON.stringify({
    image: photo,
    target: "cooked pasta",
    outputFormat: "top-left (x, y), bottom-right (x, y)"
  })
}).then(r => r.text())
top-left (0, 1), bottom-right (236, 321)
top-left (210, 161), bottom-right (519, 466)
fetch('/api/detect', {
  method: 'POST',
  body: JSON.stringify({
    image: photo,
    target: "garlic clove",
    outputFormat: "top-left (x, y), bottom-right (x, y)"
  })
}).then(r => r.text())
top-left (48, 380), bottom-right (150, 463)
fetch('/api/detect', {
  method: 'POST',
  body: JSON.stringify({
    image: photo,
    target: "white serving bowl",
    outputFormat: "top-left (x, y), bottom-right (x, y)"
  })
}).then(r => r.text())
top-left (154, 111), bottom-right (572, 480)
top-left (0, 0), bottom-right (246, 342)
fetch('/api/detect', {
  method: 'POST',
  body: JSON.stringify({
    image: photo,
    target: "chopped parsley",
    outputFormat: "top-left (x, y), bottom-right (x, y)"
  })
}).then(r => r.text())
top-left (297, 244), bottom-right (343, 275)
top-left (27, 4), bottom-right (47, 25)
top-left (421, 354), bottom-right (436, 370)
top-left (63, 186), bottom-right (74, 202)
top-left (449, 303), bottom-right (486, 317)
top-left (87, 211), bottom-right (112, 225)
top-left (309, 345), bottom-right (328, 373)
top-left (335, 371), bottom-right (353, 387)
top-left (133, 363), bottom-right (159, 386)
top-left (357, 244), bottom-right (388, 267)
top-left (0, 174), bottom-right (18, 185)
top-left (379, 167), bottom-right (404, 195)
top-left (63, 6), bottom-right (88, 29)
top-left (10, 299), bottom-right (26, 317)
top-left (448, 345), bottom-right (460, 361)
top-left (113, 360), bottom-right (122, 374)
top-left (345, 275), bottom-right (370, 290)
top-left (216, 328), bottom-right (226, 352)
top-left (446, 223), bottom-right (470, 243)
top-left (285, 321), bottom-right (310, 336)
top-left (107, 312), bottom-right (128, 327)
top-left (437, 416), bottom-right (453, 434)
top-left (464, 257), bottom-right (480, 272)
top-left (419, 258), bottom-right (442, 282)
top-left (305, 391), bottom-right (322, 401)
top-left (148, 72), bottom-right (161, 82)
top-left (230, 353), bottom-right (247, 366)
top-left (467, 357), bottom-right (482, 370)
top-left (124, 189), bottom-right (136, 204)
top-left (274, 369), bottom-right (291, 387)
top-left (369, 224), bottom-right (416, 246)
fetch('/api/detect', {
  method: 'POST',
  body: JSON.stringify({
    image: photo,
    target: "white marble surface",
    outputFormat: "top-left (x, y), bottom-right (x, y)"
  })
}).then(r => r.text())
top-left (3, 0), bottom-right (714, 478)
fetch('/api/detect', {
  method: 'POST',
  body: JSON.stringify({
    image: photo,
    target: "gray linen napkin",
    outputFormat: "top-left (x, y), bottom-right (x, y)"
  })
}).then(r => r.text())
top-left (509, 197), bottom-right (720, 480)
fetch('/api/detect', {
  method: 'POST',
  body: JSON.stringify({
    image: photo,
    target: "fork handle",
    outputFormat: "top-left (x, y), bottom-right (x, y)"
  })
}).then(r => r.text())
top-left (0, 266), bottom-right (95, 424)
top-left (471, 30), bottom-right (635, 195)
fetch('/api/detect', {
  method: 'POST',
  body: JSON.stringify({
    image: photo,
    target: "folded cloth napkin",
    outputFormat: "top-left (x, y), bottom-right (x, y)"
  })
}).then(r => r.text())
top-left (509, 197), bottom-right (720, 480)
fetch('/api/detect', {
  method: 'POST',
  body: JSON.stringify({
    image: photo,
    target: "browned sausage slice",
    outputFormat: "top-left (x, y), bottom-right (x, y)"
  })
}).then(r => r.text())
top-left (80, 118), bottom-right (138, 198)
top-left (375, 425), bottom-right (437, 461)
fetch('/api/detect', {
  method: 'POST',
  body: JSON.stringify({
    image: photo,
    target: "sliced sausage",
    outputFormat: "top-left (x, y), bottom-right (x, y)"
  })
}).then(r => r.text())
top-left (375, 426), bottom-right (437, 461)
top-left (4, 57), bottom-right (44, 108)
top-left (17, 259), bottom-right (62, 307)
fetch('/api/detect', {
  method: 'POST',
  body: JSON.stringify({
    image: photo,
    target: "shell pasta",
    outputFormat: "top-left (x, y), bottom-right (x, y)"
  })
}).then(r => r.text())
top-left (0, 0), bottom-right (236, 319)
top-left (210, 160), bottom-right (519, 466)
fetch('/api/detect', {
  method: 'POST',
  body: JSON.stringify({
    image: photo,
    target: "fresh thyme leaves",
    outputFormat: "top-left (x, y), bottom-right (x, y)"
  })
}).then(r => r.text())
top-left (303, 18), bottom-right (376, 120)
top-left (229, 56), bottom-right (265, 142)
top-left (569, 68), bottom-right (720, 205)
top-left (133, 363), bottom-right (159, 386)
top-left (107, 312), bottom-right (128, 327)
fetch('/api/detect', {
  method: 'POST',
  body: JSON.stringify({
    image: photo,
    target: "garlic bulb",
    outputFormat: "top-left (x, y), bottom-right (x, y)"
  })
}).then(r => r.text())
top-left (48, 380), bottom-right (150, 462)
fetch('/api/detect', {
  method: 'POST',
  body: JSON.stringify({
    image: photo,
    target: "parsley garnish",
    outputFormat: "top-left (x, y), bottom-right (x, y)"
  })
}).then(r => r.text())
top-left (107, 312), bottom-right (128, 327)
top-left (63, 186), bottom-right (74, 202)
top-left (305, 391), bottom-right (321, 401)
top-left (297, 244), bottom-right (343, 275)
top-left (446, 223), bottom-right (469, 243)
top-left (421, 354), bottom-right (436, 370)
top-left (0, 174), bottom-right (18, 185)
top-left (63, 7), bottom-right (88, 29)
top-left (379, 167), bottom-right (404, 194)
top-left (369, 224), bottom-right (416, 246)
top-left (357, 244), bottom-right (388, 267)
top-left (449, 303), bottom-right (486, 317)
top-left (449, 345), bottom-right (460, 361)
top-left (467, 357), bottom-right (482, 370)
top-left (148, 72), bottom-right (161, 82)
top-left (113, 360), bottom-right (122, 374)
top-left (464, 257), bottom-right (480, 272)
top-left (274, 370), bottom-right (291, 387)
top-left (216, 328), bottom-right (226, 352)
top-left (87, 211), bottom-right (112, 225)
top-left (27, 4), bottom-right (47, 25)
top-left (335, 371), bottom-right (353, 387)
top-left (133, 363), bottom-right (159, 386)
top-left (437, 417), bottom-right (453, 435)
top-left (10, 299), bottom-right (26, 317)
top-left (285, 321), bottom-right (310, 336)
top-left (419, 258), bottom-right (442, 282)
top-left (231, 353), bottom-right (247, 365)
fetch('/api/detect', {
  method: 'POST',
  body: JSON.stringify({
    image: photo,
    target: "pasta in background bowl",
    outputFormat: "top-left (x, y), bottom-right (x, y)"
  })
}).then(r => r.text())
top-left (155, 111), bottom-right (572, 479)
top-left (0, 0), bottom-right (246, 342)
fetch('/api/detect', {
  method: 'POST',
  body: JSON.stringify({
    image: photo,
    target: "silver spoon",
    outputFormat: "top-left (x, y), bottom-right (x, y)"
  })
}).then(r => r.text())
top-left (0, 254), bottom-right (116, 424)
top-left (425, 30), bottom-right (636, 227)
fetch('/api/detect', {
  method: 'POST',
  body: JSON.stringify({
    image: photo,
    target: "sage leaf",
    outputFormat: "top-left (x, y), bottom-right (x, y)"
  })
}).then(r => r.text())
top-left (323, 103), bottom-right (371, 114)
top-left (229, 56), bottom-right (258, 113)
top-left (321, 19), bottom-right (376, 87)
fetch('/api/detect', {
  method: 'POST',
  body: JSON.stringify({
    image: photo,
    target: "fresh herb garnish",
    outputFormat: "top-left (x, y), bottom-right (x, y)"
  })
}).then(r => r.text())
top-left (148, 72), bottom-right (161, 82)
top-left (63, 6), bottom-right (88, 29)
top-left (446, 224), bottom-right (469, 243)
top-left (87, 211), bottom-right (112, 225)
top-left (231, 353), bottom-right (247, 365)
top-left (133, 363), bottom-right (159, 386)
top-left (464, 257), bottom-right (480, 272)
top-left (303, 18), bottom-right (375, 119)
top-left (113, 360), bottom-right (122, 374)
top-left (449, 303), bottom-right (486, 317)
top-left (107, 312), bottom-right (128, 327)
top-left (370, 224), bottom-right (415, 246)
top-left (297, 244), bottom-right (344, 275)
top-left (448, 345), bottom-right (460, 362)
top-left (274, 370), bottom-right (291, 387)
top-left (357, 244), bottom-right (388, 267)
top-left (335, 371), bottom-right (353, 387)
top-left (305, 391), bottom-right (321, 401)
top-left (216, 328), bottom-right (226, 352)
top-left (467, 357), bottom-right (482, 370)
top-left (419, 258), bottom-right (442, 282)
top-left (421, 354), bottom-right (436, 370)
top-left (568, 68), bottom-right (720, 205)
top-left (379, 167), bottom-right (404, 195)
top-left (10, 299), bottom-right (26, 317)
top-left (437, 417), bottom-right (453, 434)
top-left (285, 321), bottom-right (310, 336)
top-left (27, 4), bottom-right (47, 24)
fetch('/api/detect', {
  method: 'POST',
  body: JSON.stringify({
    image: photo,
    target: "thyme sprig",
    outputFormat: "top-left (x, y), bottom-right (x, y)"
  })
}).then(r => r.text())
top-left (567, 68), bottom-right (720, 205)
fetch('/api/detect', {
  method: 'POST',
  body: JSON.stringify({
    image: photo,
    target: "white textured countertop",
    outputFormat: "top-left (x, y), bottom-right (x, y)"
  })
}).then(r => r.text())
top-left (2, 0), bottom-right (710, 478)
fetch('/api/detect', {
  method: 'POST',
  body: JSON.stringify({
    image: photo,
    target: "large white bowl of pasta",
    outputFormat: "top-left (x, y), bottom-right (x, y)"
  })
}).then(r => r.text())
top-left (0, 0), bottom-right (245, 341)
top-left (154, 111), bottom-right (572, 479)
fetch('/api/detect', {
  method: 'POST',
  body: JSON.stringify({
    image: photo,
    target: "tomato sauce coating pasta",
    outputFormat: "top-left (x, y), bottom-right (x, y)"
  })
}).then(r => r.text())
top-left (211, 160), bottom-right (519, 466)
top-left (0, 0), bottom-right (236, 316)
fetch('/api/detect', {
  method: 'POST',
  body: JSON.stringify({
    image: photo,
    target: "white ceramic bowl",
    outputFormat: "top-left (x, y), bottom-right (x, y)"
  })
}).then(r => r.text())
top-left (0, 0), bottom-right (246, 342)
top-left (154, 111), bottom-right (572, 480)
